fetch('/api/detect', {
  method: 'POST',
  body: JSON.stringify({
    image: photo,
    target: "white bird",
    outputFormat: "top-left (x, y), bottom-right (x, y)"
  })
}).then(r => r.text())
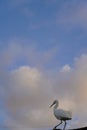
top-left (50, 100), bottom-right (72, 130)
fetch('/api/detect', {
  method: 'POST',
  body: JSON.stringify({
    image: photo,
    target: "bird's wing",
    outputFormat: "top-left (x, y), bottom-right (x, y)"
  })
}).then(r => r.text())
top-left (57, 109), bottom-right (72, 119)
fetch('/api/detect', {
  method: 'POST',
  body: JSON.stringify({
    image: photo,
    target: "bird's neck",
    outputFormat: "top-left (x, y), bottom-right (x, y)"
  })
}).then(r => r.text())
top-left (54, 103), bottom-right (58, 109)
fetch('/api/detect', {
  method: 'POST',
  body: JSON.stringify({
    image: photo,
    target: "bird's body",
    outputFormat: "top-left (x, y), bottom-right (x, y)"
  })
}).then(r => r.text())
top-left (54, 108), bottom-right (72, 121)
top-left (50, 100), bottom-right (72, 130)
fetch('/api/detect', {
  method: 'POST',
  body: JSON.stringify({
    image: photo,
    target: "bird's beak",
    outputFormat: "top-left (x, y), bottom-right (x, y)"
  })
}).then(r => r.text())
top-left (49, 103), bottom-right (54, 108)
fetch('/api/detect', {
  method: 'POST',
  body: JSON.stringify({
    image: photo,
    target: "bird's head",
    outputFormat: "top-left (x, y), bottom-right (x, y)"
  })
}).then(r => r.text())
top-left (50, 100), bottom-right (59, 108)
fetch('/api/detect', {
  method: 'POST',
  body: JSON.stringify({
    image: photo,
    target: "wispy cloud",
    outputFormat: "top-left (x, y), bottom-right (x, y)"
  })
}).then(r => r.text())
top-left (44, 0), bottom-right (58, 7)
top-left (56, 1), bottom-right (87, 28)
top-left (0, 40), bottom-right (59, 70)
top-left (8, 0), bottom-right (31, 8)
top-left (22, 8), bottom-right (34, 17)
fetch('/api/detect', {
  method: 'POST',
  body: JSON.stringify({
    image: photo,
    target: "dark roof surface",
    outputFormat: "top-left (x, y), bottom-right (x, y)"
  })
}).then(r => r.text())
top-left (53, 127), bottom-right (87, 130)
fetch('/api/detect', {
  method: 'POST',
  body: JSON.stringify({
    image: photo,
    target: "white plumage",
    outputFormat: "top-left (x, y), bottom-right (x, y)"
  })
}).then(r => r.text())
top-left (50, 100), bottom-right (72, 130)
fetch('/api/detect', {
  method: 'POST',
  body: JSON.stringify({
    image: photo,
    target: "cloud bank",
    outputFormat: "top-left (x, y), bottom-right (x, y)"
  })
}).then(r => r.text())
top-left (0, 43), bottom-right (87, 129)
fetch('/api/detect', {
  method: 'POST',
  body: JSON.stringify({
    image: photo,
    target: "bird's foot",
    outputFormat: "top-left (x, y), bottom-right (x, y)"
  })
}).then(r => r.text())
top-left (53, 126), bottom-right (57, 130)
top-left (53, 127), bottom-right (62, 130)
top-left (53, 128), bottom-right (62, 130)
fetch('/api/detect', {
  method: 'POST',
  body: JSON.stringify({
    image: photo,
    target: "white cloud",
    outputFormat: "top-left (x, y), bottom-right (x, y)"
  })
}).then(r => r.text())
top-left (60, 64), bottom-right (71, 72)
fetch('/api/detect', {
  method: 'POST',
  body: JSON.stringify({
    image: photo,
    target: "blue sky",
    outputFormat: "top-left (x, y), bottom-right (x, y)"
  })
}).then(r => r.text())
top-left (1, 0), bottom-right (87, 69)
top-left (1, 0), bottom-right (87, 129)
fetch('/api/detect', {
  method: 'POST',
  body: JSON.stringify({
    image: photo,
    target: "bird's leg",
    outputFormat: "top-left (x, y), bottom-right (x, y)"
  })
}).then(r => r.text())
top-left (53, 120), bottom-right (63, 129)
top-left (63, 121), bottom-right (67, 130)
